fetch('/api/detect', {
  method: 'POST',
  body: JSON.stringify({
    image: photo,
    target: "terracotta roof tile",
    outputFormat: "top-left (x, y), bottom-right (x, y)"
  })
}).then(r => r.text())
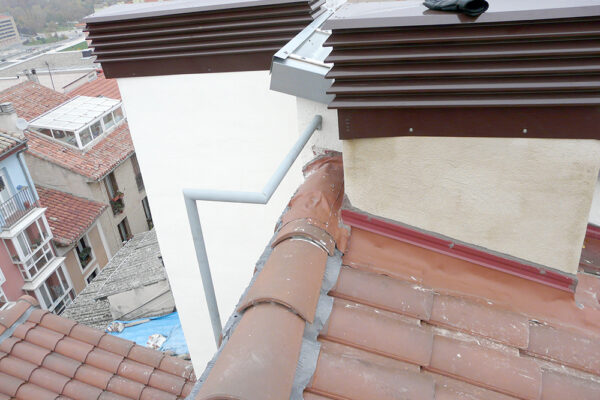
top-left (197, 303), bottom-right (305, 400)
top-left (0, 300), bottom-right (29, 329)
top-left (272, 219), bottom-right (336, 255)
top-left (68, 72), bottom-right (122, 100)
top-left (281, 155), bottom-right (350, 252)
top-left (127, 345), bottom-right (165, 369)
top-left (0, 81), bottom-right (134, 181)
top-left (0, 81), bottom-right (69, 121)
top-left (430, 294), bottom-right (530, 349)
top-left (0, 132), bottom-right (26, 159)
top-left (238, 238), bottom-right (328, 323)
top-left (25, 122), bottom-right (135, 181)
top-left (37, 186), bottom-right (108, 246)
top-left (194, 153), bottom-right (600, 399)
top-left (0, 297), bottom-right (195, 399)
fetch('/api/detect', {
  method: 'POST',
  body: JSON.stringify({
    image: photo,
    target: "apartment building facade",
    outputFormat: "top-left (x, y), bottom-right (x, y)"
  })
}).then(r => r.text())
top-left (0, 105), bottom-right (75, 313)
top-left (0, 15), bottom-right (20, 49)
top-left (0, 81), bottom-right (152, 260)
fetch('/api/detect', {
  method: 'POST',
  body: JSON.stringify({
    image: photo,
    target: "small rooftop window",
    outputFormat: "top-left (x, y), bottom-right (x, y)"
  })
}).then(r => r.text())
top-left (29, 96), bottom-right (125, 150)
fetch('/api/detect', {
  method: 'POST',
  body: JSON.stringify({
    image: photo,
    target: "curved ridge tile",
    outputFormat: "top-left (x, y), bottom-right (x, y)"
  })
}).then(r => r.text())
top-left (282, 155), bottom-right (350, 253)
top-left (196, 303), bottom-right (305, 400)
top-left (238, 239), bottom-right (328, 323)
top-left (273, 219), bottom-right (335, 256)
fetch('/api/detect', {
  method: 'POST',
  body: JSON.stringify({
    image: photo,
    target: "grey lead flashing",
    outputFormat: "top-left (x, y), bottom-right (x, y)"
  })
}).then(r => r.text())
top-left (0, 305), bottom-right (36, 345)
top-left (86, 0), bottom-right (313, 23)
top-left (290, 250), bottom-right (342, 400)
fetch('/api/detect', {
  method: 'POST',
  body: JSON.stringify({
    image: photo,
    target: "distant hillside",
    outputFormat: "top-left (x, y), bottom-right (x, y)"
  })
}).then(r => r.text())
top-left (0, 0), bottom-right (120, 35)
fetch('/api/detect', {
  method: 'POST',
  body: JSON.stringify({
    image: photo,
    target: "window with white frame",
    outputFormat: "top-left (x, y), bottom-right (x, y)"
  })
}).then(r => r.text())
top-left (0, 286), bottom-right (8, 310)
top-left (75, 235), bottom-right (94, 270)
top-left (3, 215), bottom-right (55, 280)
top-left (24, 264), bottom-right (74, 314)
top-left (29, 96), bottom-right (126, 151)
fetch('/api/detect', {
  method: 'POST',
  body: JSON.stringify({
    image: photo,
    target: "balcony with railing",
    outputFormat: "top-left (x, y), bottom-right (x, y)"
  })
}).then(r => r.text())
top-left (0, 187), bottom-right (39, 231)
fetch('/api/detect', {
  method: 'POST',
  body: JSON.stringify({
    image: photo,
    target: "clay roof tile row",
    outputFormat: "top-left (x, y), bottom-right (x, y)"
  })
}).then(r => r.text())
top-left (195, 153), bottom-right (600, 400)
top-left (37, 186), bottom-right (108, 247)
top-left (0, 297), bottom-right (195, 400)
top-left (0, 81), bottom-right (134, 181)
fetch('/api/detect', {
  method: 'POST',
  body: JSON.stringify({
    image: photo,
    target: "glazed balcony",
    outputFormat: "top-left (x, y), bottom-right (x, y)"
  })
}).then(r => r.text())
top-left (0, 187), bottom-right (39, 231)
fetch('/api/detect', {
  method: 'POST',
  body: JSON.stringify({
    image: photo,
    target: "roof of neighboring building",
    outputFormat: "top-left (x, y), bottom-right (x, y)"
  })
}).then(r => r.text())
top-left (0, 81), bottom-right (69, 121)
top-left (0, 81), bottom-right (135, 180)
top-left (0, 131), bottom-right (25, 159)
top-left (192, 154), bottom-right (600, 400)
top-left (36, 186), bottom-right (107, 247)
top-left (67, 72), bottom-right (122, 100)
top-left (63, 230), bottom-right (169, 331)
top-left (0, 296), bottom-right (195, 399)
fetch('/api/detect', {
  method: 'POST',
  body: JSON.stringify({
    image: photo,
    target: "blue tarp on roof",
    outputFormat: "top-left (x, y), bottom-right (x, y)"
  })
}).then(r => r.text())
top-left (108, 312), bottom-right (189, 355)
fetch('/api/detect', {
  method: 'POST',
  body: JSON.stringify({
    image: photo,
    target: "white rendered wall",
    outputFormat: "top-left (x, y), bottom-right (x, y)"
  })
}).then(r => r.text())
top-left (296, 97), bottom-right (342, 164)
top-left (118, 71), bottom-right (307, 372)
top-left (589, 173), bottom-right (600, 226)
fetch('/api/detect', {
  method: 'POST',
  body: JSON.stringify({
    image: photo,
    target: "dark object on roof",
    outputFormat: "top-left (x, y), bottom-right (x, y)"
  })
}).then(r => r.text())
top-left (84, 0), bottom-right (325, 78)
top-left (423, 0), bottom-right (489, 17)
top-left (323, 0), bottom-right (600, 140)
top-left (0, 296), bottom-right (195, 399)
top-left (191, 154), bottom-right (600, 400)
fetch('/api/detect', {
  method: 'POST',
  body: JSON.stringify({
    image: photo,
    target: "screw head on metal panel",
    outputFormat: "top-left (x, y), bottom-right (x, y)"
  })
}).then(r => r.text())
top-left (409, 128), bottom-right (414, 133)
top-left (522, 128), bottom-right (528, 134)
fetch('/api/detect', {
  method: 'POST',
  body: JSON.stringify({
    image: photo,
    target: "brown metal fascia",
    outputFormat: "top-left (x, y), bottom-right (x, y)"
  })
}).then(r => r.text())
top-left (326, 58), bottom-right (600, 81)
top-left (328, 76), bottom-right (600, 95)
top-left (324, 19), bottom-right (600, 47)
top-left (337, 107), bottom-right (600, 140)
top-left (85, 0), bottom-right (323, 34)
top-left (326, 40), bottom-right (600, 65)
top-left (86, 0), bottom-right (325, 77)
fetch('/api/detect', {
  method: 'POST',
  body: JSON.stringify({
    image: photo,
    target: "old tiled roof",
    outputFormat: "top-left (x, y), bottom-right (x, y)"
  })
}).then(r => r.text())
top-left (25, 123), bottom-right (134, 181)
top-left (0, 296), bottom-right (195, 400)
top-left (0, 82), bottom-right (69, 121)
top-left (0, 81), bottom-right (134, 180)
top-left (68, 73), bottom-right (122, 100)
top-left (63, 230), bottom-right (168, 331)
top-left (37, 186), bottom-right (107, 247)
top-left (193, 154), bottom-right (600, 400)
top-left (0, 131), bottom-right (26, 159)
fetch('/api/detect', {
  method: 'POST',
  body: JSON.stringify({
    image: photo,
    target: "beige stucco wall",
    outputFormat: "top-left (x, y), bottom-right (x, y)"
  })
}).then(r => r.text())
top-left (25, 153), bottom-right (149, 256)
top-left (58, 223), bottom-right (110, 294)
top-left (343, 137), bottom-right (600, 275)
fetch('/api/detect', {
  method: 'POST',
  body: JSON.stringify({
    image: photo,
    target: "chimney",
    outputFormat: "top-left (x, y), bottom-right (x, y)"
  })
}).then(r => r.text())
top-left (0, 103), bottom-right (25, 139)
top-left (24, 69), bottom-right (39, 84)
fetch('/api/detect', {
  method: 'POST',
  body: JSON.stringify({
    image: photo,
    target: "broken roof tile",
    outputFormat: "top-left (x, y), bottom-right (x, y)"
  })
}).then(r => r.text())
top-left (273, 219), bottom-right (336, 255)
top-left (197, 303), bottom-right (305, 400)
top-left (238, 238), bottom-right (328, 323)
top-left (282, 155), bottom-right (350, 252)
top-left (0, 297), bottom-right (195, 399)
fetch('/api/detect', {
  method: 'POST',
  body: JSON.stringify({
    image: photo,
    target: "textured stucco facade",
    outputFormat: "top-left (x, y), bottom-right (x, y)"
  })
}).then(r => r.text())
top-left (343, 137), bottom-right (600, 275)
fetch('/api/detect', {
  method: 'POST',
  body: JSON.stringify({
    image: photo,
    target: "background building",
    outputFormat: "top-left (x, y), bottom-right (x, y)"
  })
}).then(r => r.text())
top-left (0, 15), bottom-right (20, 49)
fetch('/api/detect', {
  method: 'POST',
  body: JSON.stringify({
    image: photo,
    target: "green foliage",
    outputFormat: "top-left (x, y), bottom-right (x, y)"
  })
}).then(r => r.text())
top-left (60, 41), bottom-right (88, 52)
top-left (0, 1), bottom-right (120, 35)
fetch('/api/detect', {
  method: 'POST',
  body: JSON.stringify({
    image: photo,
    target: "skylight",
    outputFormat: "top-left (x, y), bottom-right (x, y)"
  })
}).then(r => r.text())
top-left (29, 96), bottom-right (125, 150)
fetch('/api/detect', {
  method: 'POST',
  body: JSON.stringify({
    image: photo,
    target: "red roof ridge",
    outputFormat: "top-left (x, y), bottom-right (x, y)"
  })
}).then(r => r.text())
top-left (196, 154), bottom-right (347, 400)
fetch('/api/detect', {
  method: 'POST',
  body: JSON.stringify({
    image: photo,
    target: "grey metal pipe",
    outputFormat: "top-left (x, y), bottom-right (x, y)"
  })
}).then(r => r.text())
top-left (183, 115), bottom-right (322, 347)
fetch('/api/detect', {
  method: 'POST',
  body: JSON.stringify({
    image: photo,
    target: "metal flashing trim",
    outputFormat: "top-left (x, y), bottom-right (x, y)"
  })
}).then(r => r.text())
top-left (86, 0), bottom-right (325, 78)
top-left (323, 1), bottom-right (600, 139)
top-left (341, 209), bottom-right (577, 293)
top-left (586, 224), bottom-right (600, 241)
